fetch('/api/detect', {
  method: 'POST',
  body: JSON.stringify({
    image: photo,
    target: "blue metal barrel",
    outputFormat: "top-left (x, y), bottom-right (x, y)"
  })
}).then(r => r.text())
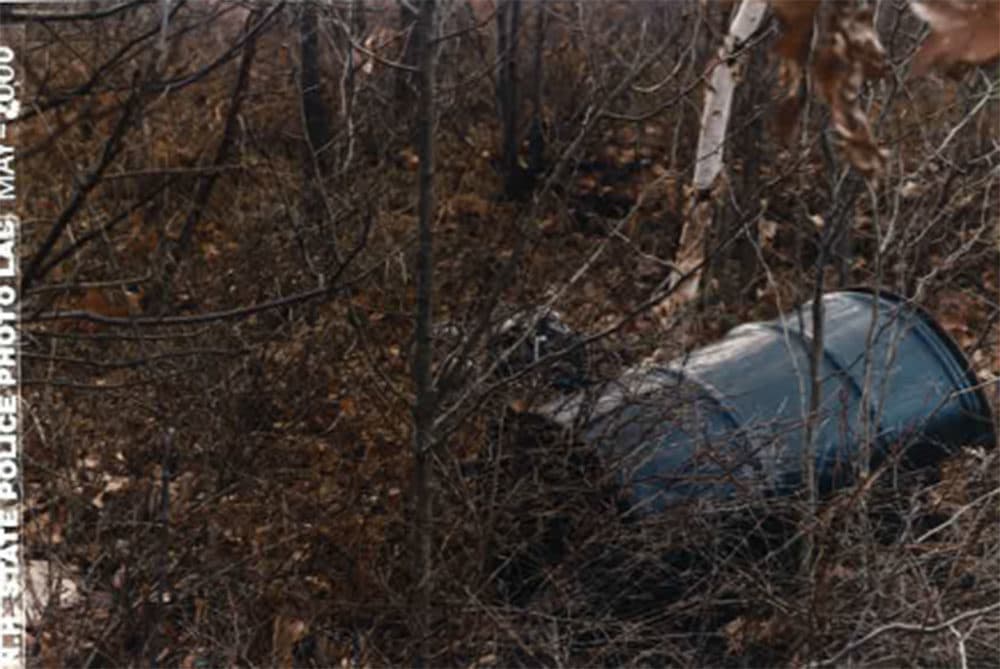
top-left (542, 290), bottom-right (996, 514)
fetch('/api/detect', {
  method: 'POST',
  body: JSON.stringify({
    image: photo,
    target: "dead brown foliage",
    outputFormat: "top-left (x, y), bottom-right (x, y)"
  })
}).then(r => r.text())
top-left (16, 1), bottom-right (999, 666)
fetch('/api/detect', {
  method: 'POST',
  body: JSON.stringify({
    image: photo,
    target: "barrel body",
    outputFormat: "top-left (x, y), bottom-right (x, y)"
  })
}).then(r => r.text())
top-left (543, 290), bottom-right (995, 514)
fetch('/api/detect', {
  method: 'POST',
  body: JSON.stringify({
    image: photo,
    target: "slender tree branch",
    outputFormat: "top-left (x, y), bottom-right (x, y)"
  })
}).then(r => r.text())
top-left (411, 0), bottom-right (438, 662)
top-left (818, 602), bottom-right (1000, 667)
top-left (33, 174), bottom-right (183, 286)
top-left (4, 0), bottom-right (147, 23)
top-left (170, 13), bottom-right (258, 263)
top-left (12, 1), bottom-right (187, 125)
top-left (33, 217), bottom-right (373, 329)
top-left (21, 84), bottom-right (140, 292)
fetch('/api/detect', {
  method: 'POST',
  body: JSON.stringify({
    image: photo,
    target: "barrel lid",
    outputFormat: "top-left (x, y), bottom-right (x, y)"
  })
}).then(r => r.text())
top-left (842, 287), bottom-right (996, 447)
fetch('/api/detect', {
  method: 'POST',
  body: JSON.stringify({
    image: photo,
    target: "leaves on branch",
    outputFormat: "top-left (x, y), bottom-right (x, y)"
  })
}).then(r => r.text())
top-left (771, 0), bottom-right (820, 62)
top-left (770, 0), bottom-right (819, 143)
top-left (814, 7), bottom-right (888, 179)
top-left (910, 0), bottom-right (1000, 75)
top-left (771, 1), bottom-right (888, 179)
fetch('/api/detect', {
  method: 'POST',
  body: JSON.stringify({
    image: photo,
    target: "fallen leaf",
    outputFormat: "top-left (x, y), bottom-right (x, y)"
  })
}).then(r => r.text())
top-left (26, 560), bottom-right (81, 626)
top-left (759, 219), bottom-right (778, 247)
top-left (272, 615), bottom-right (309, 669)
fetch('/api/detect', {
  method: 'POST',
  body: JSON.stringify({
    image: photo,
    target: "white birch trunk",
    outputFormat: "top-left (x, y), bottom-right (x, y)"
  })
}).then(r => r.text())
top-left (656, 0), bottom-right (769, 323)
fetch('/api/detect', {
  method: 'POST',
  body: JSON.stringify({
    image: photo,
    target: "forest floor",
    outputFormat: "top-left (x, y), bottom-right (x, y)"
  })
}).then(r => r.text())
top-left (17, 3), bottom-right (999, 666)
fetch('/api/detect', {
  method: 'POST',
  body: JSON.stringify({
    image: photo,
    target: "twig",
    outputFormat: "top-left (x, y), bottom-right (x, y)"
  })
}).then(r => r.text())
top-left (150, 427), bottom-right (175, 669)
top-left (4, 0), bottom-right (146, 23)
top-left (916, 486), bottom-right (1000, 544)
top-left (815, 602), bottom-right (1000, 667)
top-left (21, 83), bottom-right (140, 292)
top-left (410, 0), bottom-right (438, 662)
top-left (30, 268), bottom-right (372, 329)
top-left (171, 8), bottom-right (262, 265)
top-left (12, 1), bottom-right (187, 125)
top-left (32, 175), bottom-right (183, 287)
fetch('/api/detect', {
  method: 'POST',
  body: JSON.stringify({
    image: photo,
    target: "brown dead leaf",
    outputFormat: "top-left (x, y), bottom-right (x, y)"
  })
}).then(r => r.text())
top-left (653, 194), bottom-right (714, 326)
top-left (125, 210), bottom-right (159, 256)
top-left (91, 474), bottom-right (129, 509)
top-left (448, 193), bottom-right (491, 220)
top-left (339, 396), bottom-right (358, 418)
top-left (180, 653), bottom-right (200, 669)
top-left (724, 614), bottom-right (789, 656)
top-left (771, 0), bottom-right (820, 142)
top-left (27, 510), bottom-right (64, 546)
top-left (272, 615), bottom-right (309, 669)
top-left (771, 0), bottom-right (820, 62)
top-left (813, 7), bottom-right (888, 178)
top-left (399, 148), bottom-right (419, 171)
top-left (724, 615), bottom-right (749, 656)
top-left (81, 286), bottom-right (146, 318)
top-left (770, 3), bottom-right (889, 178)
top-left (911, 1), bottom-right (1000, 76)
top-left (759, 218), bottom-right (778, 247)
top-left (576, 174), bottom-right (598, 192)
top-left (26, 560), bottom-right (82, 627)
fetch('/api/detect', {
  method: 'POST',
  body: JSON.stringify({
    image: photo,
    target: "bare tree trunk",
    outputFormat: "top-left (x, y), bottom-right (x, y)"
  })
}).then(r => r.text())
top-left (301, 3), bottom-right (331, 165)
top-left (527, 1), bottom-right (546, 175)
top-left (496, 0), bottom-right (522, 198)
top-left (396, 0), bottom-right (419, 107)
top-left (164, 8), bottom-right (264, 301)
top-left (831, 175), bottom-right (861, 287)
top-left (654, 0), bottom-right (768, 323)
top-left (410, 0), bottom-right (437, 661)
top-left (736, 44), bottom-right (766, 299)
top-left (300, 2), bottom-right (332, 236)
top-left (339, 0), bottom-right (363, 176)
top-left (803, 222), bottom-right (827, 575)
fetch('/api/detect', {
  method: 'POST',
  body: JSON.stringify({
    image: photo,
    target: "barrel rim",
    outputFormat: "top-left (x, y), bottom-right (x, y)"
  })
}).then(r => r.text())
top-left (842, 286), bottom-right (996, 445)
